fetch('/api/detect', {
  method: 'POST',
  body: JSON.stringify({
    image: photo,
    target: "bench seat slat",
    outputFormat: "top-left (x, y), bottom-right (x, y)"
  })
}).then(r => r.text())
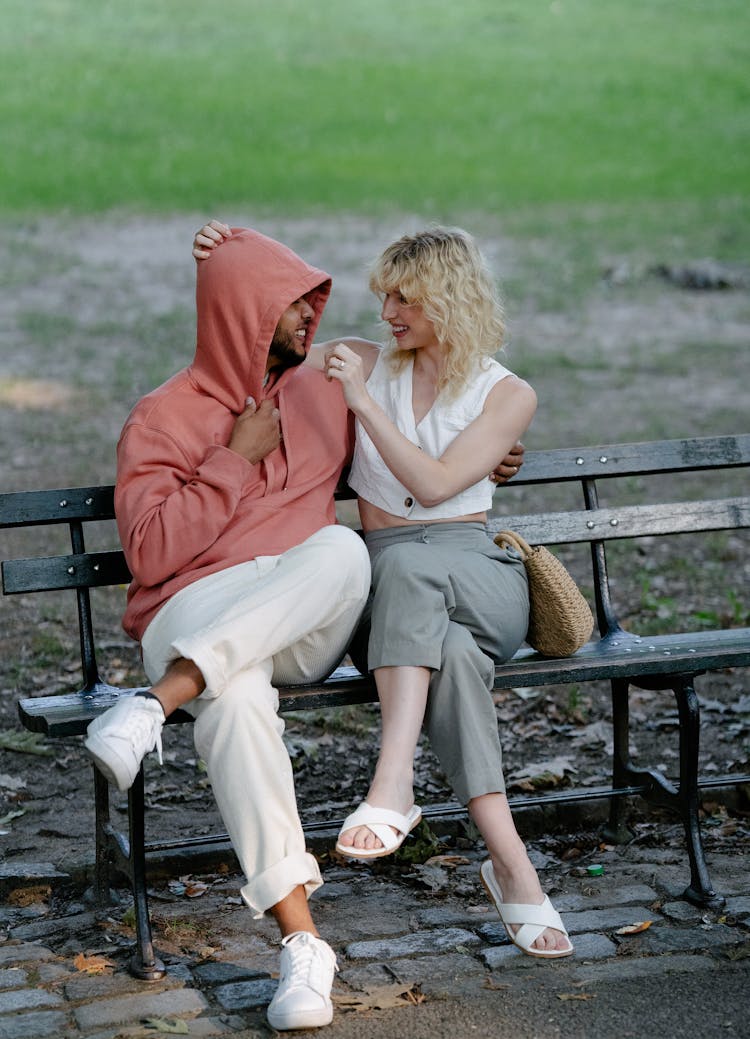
top-left (19, 627), bottom-right (750, 738)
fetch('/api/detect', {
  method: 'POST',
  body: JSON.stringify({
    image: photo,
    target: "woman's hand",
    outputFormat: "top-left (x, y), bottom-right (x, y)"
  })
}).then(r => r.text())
top-left (323, 343), bottom-right (371, 413)
top-left (193, 220), bottom-right (232, 260)
top-left (490, 441), bottom-right (525, 484)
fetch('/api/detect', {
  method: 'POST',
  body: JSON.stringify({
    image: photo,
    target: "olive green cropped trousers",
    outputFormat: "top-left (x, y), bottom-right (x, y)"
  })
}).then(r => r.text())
top-left (351, 521), bottom-right (529, 804)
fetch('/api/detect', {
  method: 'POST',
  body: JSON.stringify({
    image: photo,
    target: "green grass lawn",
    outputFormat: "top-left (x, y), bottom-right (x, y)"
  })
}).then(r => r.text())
top-left (2, 0), bottom-right (748, 223)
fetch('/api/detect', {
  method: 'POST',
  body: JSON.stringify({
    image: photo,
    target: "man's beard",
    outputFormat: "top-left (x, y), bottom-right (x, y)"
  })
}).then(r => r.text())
top-left (268, 328), bottom-right (306, 370)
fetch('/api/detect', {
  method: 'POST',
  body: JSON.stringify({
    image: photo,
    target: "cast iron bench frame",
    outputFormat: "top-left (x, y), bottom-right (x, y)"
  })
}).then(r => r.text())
top-left (2, 433), bottom-right (749, 980)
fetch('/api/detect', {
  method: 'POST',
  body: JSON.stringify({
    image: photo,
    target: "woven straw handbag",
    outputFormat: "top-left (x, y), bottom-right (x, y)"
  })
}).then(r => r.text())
top-left (494, 530), bottom-right (594, 658)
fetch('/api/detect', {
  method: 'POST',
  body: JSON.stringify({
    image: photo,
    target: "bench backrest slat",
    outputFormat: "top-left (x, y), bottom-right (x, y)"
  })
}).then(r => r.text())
top-left (500, 434), bottom-right (750, 484)
top-left (0, 486), bottom-right (116, 527)
top-left (2, 551), bottom-right (131, 595)
top-left (2, 436), bottom-right (748, 525)
top-left (489, 496), bottom-right (750, 546)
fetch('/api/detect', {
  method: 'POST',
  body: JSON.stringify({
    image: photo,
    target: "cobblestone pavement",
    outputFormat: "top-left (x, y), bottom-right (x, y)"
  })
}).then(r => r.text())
top-left (1, 827), bottom-right (748, 1039)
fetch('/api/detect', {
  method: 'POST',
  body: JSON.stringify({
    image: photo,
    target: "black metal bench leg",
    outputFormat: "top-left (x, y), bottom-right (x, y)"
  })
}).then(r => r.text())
top-left (93, 765), bottom-right (113, 905)
top-left (127, 769), bottom-right (166, 980)
top-left (674, 679), bottom-right (724, 909)
top-left (600, 677), bottom-right (634, 844)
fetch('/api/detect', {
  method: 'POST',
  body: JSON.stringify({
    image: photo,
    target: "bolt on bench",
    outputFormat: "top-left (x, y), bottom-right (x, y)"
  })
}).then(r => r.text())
top-left (2, 434), bottom-right (749, 980)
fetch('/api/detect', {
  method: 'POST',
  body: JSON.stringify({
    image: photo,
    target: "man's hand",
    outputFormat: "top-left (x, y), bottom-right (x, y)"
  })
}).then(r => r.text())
top-left (227, 398), bottom-right (282, 464)
top-left (193, 220), bottom-right (232, 260)
top-left (490, 441), bottom-right (525, 484)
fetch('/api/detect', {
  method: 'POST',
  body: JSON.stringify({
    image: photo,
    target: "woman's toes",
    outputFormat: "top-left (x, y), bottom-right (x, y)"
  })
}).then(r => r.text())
top-left (542, 928), bottom-right (568, 952)
top-left (532, 928), bottom-right (563, 952)
top-left (350, 825), bottom-right (383, 851)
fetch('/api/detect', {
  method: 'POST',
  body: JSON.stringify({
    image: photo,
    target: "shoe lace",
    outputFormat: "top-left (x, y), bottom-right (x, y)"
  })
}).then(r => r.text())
top-left (281, 935), bottom-right (336, 994)
top-left (123, 700), bottom-right (164, 764)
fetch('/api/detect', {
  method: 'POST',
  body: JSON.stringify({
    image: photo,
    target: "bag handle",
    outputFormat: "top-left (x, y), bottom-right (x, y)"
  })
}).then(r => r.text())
top-left (494, 529), bottom-right (533, 559)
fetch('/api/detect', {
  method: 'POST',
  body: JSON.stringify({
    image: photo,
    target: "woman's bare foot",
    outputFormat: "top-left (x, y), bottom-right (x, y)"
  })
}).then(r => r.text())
top-left (489, 854), bottom-right (570, 954)
top-left (337, 771), bottom-right (415, 854)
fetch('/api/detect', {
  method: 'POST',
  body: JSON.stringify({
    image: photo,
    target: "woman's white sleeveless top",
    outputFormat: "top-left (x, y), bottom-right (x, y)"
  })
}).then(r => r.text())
top-left (348, 350), bottom-right (514, 521)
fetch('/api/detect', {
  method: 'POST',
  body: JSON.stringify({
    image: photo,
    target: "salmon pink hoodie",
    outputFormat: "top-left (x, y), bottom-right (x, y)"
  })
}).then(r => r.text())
top-left (115, 228), bottom-right (353, 641)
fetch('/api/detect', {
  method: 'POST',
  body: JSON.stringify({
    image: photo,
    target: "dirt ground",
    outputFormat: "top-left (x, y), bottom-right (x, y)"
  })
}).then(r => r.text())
top-left (0, 213), bottom-right (748, 880)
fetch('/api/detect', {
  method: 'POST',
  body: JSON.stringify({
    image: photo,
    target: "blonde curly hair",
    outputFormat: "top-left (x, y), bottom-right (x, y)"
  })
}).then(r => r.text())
top-left (368, 226), bottom-right (505, 400)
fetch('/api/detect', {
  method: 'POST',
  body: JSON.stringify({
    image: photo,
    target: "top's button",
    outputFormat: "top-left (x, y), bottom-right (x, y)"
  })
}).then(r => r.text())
top-left (404, 497), bottom-right (414, 508)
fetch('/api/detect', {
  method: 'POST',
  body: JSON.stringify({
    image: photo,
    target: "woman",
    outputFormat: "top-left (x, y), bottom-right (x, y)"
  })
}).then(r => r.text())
top-left (194, 222), bottom-right (572, 958)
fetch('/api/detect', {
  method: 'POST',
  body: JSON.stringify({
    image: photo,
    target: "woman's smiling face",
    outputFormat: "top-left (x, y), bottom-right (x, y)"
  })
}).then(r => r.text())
top-left (380, 291), bottom-right (439, 352)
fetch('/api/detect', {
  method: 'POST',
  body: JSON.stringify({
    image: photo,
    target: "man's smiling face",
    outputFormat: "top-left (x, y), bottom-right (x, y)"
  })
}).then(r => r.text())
top-left (268, 295), bottom-right (315, 370)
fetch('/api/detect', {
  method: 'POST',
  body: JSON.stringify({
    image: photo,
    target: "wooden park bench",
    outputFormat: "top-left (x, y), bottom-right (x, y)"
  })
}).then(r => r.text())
top-left (2, 433), bottom-right (749, 980)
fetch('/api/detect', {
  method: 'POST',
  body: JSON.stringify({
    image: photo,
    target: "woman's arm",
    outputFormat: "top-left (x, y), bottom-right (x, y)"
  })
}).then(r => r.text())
top-left (324, 343), bottom-right (537, 508)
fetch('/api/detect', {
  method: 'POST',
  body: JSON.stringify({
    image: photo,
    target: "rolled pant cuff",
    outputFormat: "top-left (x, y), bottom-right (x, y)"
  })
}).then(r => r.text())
top-left (240, 851), bottom-right (323, 920)
top-left (455, 778), bottom-right (506, 806)
top-left (170, 636), bottom-right (227, 699)
top-left (368, 644), bottom-right (442, 672)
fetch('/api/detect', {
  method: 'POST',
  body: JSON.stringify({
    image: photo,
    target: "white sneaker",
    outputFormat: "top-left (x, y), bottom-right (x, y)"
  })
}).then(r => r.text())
top-left (84, 694), bottom-right (165, 792)
top-left (266, 931), bottom-right (338, 1031)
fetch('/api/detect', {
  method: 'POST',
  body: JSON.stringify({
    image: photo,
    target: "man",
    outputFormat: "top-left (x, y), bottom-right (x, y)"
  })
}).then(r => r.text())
top-left (85, 224), bottom-right (524, 1031)
top-left (85, 228), bottom-right (372, 1031)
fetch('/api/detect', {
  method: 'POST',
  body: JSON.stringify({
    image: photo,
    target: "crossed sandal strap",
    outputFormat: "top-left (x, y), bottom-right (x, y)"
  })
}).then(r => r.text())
top-left (496, 895), bottom-right (567, 935)
top-left (340, 802), bottom-right (419, 846)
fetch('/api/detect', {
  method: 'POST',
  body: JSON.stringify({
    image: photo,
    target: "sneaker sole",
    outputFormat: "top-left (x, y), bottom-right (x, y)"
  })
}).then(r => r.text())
top-left (83, 733), bottom-right (136, 792)
top-left (266, 1004), bottom-right (333, 1030)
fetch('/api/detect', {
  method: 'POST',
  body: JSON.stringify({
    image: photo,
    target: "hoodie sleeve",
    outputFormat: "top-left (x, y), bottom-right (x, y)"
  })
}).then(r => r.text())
top-left (115, 422), bottom-right (254, 587)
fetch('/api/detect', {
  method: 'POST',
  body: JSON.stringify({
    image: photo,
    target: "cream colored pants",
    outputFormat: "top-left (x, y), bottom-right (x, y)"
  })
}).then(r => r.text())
top-left (140, 525), bottom-right (370, 917)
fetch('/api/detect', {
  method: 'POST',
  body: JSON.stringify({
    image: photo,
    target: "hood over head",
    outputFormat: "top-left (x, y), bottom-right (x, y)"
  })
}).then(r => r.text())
top-left (190, 227), bottom-right (332, 412)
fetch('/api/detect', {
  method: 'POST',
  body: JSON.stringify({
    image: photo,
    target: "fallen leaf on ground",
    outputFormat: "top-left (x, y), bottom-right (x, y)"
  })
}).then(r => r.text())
top-left (507, 756), bottom-right (577, 791)
top-left (0, 809), bottom-right (26, 829)
top-left (168, 877), bottom-right (209, 898)
top-left (0, 729), bottom-right (53, 756)
top-left (570, 720), bottom-right (613, 751)
top-left (561, 846), bottom-right (583, 861)
top-left (424, 854), bottom-right (471, 868)
top-left (73, 952), bottom-right (116, 975)
top-left (143, 1018), bottom-right (189, 1034)
top-left (184, 881), bottom-right (209, 898)
top-left (409, 863), bottom-right (450, 892)
top-left (558, 992), bottom-right (596, 1001)
top-left (333, 982), bottom-right (425, 1011)
top-left (483, 977), bottom-right (511, 990)
top-left (8, 884), bottom-right (50, 907)
top-left (616, 920), bottom-right (653, 935)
